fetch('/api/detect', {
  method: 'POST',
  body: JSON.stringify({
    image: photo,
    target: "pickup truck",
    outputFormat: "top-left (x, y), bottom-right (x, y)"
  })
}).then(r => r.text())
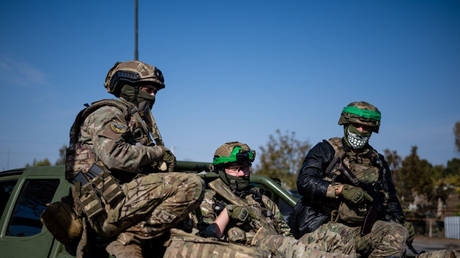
top-left (0, 162), bottom-right (298, 258)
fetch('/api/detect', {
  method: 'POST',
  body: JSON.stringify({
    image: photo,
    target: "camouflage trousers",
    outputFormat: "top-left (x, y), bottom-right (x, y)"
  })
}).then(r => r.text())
top-left (164, 229), bottom-right (351, 258)
top-left (91, 172), bottom-right (204, 243)
top-left (303, 221), bottom-right (408, 257)
top-left (164, 229), bottom-right (271, 258)
top-left (253, 224), bottom-right (355, 258)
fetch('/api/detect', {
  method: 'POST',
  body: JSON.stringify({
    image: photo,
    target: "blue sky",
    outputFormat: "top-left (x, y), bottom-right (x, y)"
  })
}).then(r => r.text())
top-left (0, 0), bottom-right (459, 170)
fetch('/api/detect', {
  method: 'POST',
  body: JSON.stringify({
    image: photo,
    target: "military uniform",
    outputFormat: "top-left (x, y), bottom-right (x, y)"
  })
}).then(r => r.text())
top-left (179, 142), bottom-right (355, 258)
top-left (291, 102), bottom-right (409, 257)
top-left (63, 61), bottom-right (204, 258)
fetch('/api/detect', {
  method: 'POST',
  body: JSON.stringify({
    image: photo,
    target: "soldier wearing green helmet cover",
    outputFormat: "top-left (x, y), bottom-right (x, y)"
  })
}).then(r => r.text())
top-left (290, 101), bottom-right (415, 257)
top-left (177, 141), bottom-right (357, 258)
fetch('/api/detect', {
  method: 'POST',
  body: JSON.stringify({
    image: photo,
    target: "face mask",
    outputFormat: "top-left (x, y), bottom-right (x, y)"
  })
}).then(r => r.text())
top-left (344, 124), bottom-right (371, 149)
top-left (120, 84), bottom-right (155, 109)
top-left (218, 169), bottom-right (250, 192)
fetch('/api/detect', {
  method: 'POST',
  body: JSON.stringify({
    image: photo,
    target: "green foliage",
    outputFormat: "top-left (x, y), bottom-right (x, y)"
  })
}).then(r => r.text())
top-left (399, 146), bottom-right (434, 200)
top-left (25, 158), bottom-right (51, 167)
top-left (254, 129), bottom-right (310, 189)
top-left (55, 145), bottom-right (67, 166)
top-left (387, 147), bottom-right (460, 215)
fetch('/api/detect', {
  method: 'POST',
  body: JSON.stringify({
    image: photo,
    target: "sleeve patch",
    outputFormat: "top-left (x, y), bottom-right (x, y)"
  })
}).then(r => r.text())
top-left (110, 121), bottom-right (128, 134)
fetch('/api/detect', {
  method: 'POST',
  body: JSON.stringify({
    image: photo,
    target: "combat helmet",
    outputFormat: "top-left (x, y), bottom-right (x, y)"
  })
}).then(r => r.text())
top-left (104, 60), bottom-right (165, 97)
top-left (213, 142), bottom-right (256, 192)
top-left (213, 141), bottom-right (256, 167)
top-left (338, 101), bottom-right (381, 133)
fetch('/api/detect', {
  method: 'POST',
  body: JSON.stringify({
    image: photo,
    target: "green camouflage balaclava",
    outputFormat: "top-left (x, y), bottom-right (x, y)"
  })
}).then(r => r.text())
top-left (120, 84), bottom-right (156, 110)
top-left (213, 142), bottom-right (256, 192)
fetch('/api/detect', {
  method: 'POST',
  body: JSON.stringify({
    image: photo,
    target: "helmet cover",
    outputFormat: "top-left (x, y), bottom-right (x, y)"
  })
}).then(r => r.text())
top-left (338, 101), bottom-right (381, 133)
top-left (104, 60), bottom-right (165, 97)
top-left (213, 142), bottom-right (255, 167)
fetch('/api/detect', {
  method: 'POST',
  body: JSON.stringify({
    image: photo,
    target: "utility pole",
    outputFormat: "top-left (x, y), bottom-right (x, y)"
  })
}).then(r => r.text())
top-left (134, 0), bottom-right (139, 60)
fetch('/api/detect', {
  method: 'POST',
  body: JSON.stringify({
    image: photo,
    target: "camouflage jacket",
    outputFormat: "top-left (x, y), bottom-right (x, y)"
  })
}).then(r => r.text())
top-left (290, 137), bottom-right (404, 238)
top-left (65, 98), bottom-right (164, 183)
top-left (192, 178), bottom-right (291, 245)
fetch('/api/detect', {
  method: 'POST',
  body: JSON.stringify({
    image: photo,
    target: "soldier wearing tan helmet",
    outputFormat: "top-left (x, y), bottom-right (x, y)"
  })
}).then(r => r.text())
top-left (290, 101), bottom-right (415, 257)
top-left (171, 141), bottom-right (356, 258)
top-left (48, 61), bottom-right (205, 258)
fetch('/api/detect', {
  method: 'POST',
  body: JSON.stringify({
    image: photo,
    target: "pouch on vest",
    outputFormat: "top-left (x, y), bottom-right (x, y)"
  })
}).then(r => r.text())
top-left (79, 163), bottom-right (125, 220)
top-left (337, 201), bottom-right (367, 225)
top-left (40, 196), bottom-right (83, 246)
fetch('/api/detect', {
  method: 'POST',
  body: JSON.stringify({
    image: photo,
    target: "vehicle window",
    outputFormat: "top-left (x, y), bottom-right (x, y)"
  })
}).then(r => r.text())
top-left (6, 179), bottom-right (59, 237)
top-left (0, 180), bottom-right (18, 216)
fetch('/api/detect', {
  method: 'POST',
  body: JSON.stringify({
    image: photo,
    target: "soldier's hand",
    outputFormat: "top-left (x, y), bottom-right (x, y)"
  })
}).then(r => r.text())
top-left (160, 146), bottom-right (176, 172)
top-left (339, 184), bottom-right (373, 205)
top-left (354, 235), bottom-right (374, 255)
top-left (404, 221), bottom-right (415, 243)
top-left (226, 204), bottom-right (249, 222)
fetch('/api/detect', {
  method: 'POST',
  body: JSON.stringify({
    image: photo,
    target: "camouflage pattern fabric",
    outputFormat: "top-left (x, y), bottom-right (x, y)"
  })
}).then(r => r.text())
top-left (194, 179), bottom-right (354, 257)
top-left (294, 137), bottom-right (407, 257)
top-left (338, 101), bottom-right (381, 133)
top-left (198, 178), bottom-right (290, 243)
top-left (253, 225), bottom-right (354, 258)
top-left (304, 220), bottom-right (407, 257)
top-left (164, 229), bottom-right (271, 258)
top-left (73, 99), bottom-right (163, 175)
top-left (417, 249), bottom-right (458, 258)
top-left (100, 172), bottom-right (204, 240)
top-left (299, 222), bottom-right (357, 255)
top-left (66, 97), bottom-right (205, 256)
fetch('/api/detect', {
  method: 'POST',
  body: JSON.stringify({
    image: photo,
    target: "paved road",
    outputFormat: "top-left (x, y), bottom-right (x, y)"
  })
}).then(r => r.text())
top-left (407, 236), bottom-right (460, 256)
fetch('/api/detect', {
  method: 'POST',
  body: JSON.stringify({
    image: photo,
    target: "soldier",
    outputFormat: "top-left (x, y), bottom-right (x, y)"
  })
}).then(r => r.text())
top-left (185, 141), bottom-right (355, 257)
top-left (290, 101), bottom-right (415, 257)
top-left (63, 61), bottom-right (204, 258)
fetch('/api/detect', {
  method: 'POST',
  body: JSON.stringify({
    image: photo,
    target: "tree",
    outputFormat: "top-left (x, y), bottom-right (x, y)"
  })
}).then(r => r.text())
top-left (25, 158), bottom-right (51, 167)
top-left (383, 149), bottom-right (402, 171)
top-left (55, 145), bottom-right (67, 165)
top-left (255, 129), bottom-right (310, 189)
top-left (398, 146), bottom-right (434, 200)
top-left (455, 122), bottom-right (460, 153)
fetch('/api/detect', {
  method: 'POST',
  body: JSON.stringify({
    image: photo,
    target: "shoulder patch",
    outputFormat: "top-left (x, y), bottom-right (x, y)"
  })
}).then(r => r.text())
top-left (110, 121), bottom-right (128, 134)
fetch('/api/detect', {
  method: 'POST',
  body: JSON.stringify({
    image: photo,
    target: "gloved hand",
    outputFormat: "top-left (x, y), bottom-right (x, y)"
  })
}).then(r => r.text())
top-left (226, 204), bottom-right (249, 222)
top-left (160, 146), bottom-right (176, 172)
top-left (339, 184), bottom-right (374, 205)
top-left (404, 221), bottom-right (415, 243)
top-left (354, 235), bottom-right (374, 255)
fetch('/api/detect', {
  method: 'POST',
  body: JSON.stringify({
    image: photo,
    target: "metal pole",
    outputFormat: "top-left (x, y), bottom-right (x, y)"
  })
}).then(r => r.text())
top-left (134, 0), bottom-right (139, 60)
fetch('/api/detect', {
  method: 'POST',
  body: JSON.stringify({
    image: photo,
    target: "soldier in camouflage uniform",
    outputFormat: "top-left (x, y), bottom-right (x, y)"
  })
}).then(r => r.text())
top-left (181, 141), bottom-right (355, 258)
top-left (64, 61), bottom-right (204, 258)
top-left (290, 101), bottom-right (415, 257)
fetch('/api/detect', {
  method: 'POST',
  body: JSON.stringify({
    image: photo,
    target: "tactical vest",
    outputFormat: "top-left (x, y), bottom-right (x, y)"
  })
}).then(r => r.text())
top-left (325, 137), bottom-right (389, 224)
top-left (65, 99), bottom-right (155, 231)
top-left (65, 99), bottom-right (153, 182)
top-left (208, 178), bottom-right (278, 241)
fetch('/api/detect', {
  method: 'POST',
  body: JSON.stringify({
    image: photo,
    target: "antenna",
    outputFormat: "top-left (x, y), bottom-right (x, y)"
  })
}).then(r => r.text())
top-left (134, 0), bottom-right (139, 60)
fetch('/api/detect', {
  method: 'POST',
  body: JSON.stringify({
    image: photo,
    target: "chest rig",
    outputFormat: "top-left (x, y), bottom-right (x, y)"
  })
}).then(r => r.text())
top-left (65, 99), bottom-right (154, 182)
top-left (65, 99), bottom-right (155, 231)
top-left (325, 138), bottom-right (389, 224)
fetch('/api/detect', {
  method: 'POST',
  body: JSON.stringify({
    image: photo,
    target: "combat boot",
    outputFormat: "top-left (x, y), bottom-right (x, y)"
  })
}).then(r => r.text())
top-left (106, 232), bottom-right (143, 258)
